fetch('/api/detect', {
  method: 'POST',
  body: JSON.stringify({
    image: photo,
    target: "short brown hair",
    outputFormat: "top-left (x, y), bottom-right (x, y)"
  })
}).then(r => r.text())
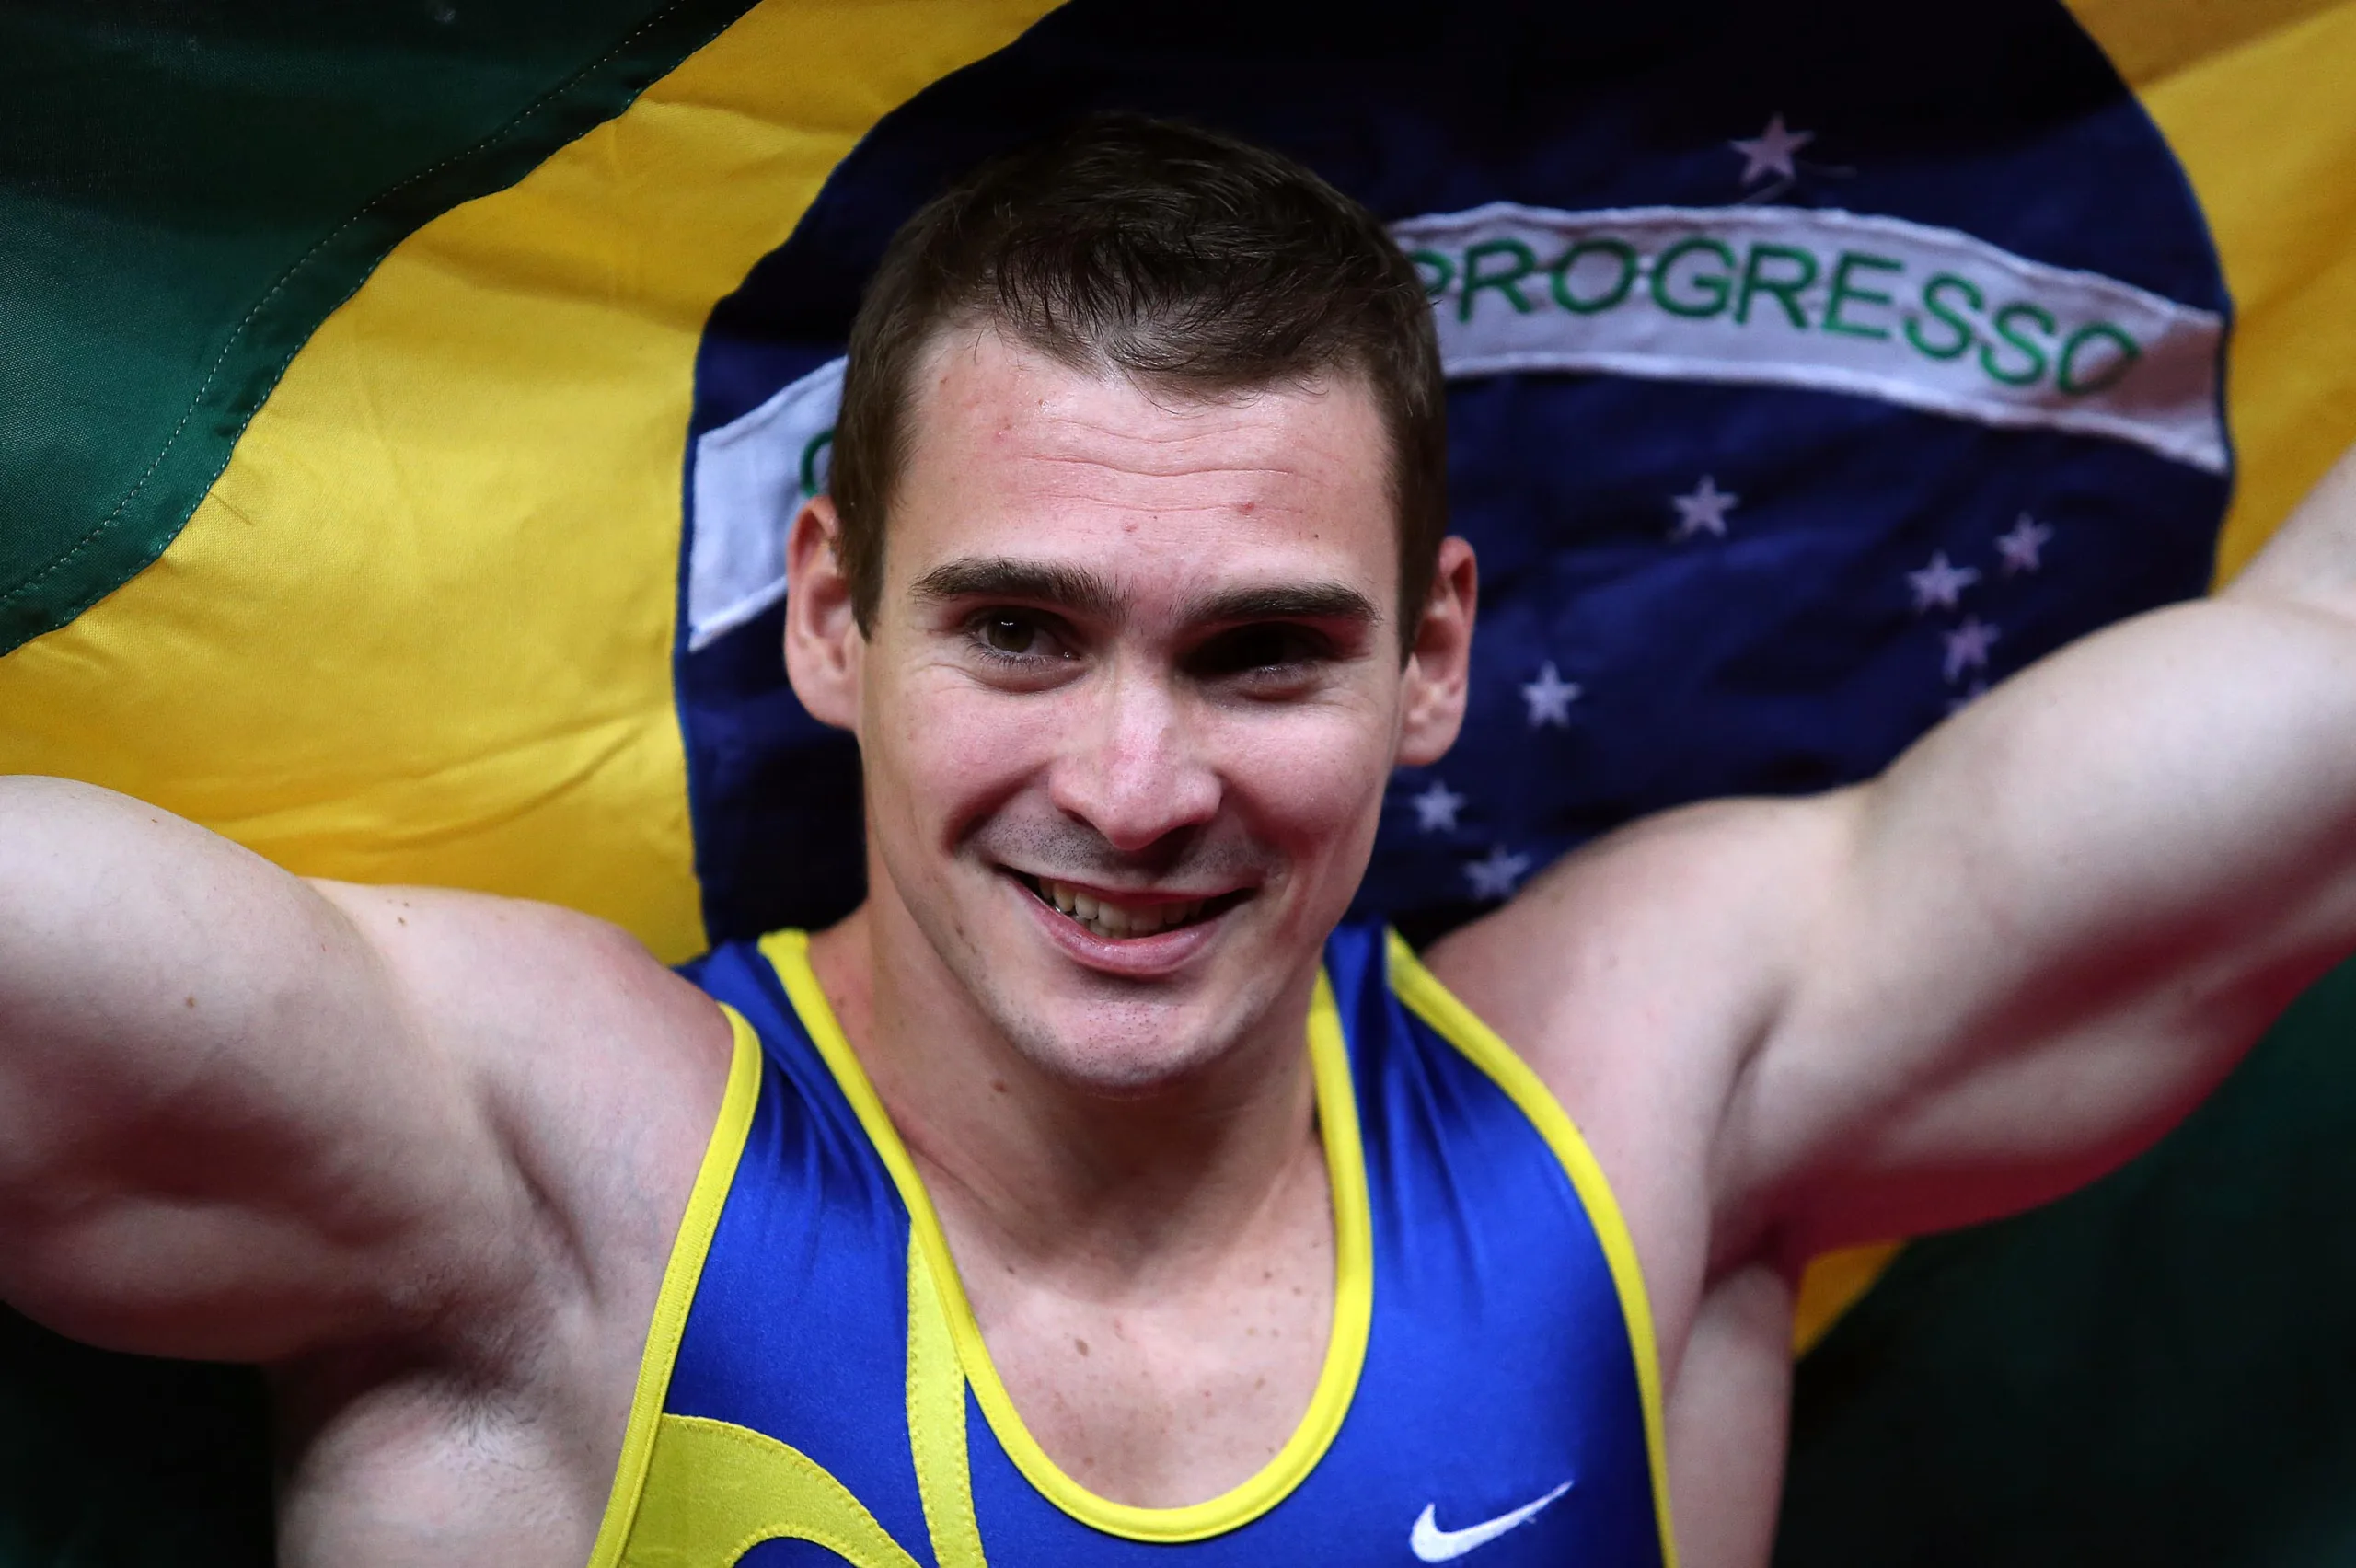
top-left (828, 115), bottom-right (1448, 640)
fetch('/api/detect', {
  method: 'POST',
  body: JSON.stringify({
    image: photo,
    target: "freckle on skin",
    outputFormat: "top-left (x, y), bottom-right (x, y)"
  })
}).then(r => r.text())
top-left (1075, 1338), bottom-right (1089, 1356)
top-left (184, 996), bottom-right (196, 1009)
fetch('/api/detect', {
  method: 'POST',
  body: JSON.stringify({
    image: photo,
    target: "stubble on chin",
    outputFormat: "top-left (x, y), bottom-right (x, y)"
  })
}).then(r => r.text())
top-left (959, 926), bottom-right (1311, 1100)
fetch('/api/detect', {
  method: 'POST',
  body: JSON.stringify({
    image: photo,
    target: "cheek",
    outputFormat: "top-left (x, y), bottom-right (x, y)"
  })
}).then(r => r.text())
top-left (1221, 703), bottom-right (1397, 852)
top-left (868, 672), bottom-right (1057, 836)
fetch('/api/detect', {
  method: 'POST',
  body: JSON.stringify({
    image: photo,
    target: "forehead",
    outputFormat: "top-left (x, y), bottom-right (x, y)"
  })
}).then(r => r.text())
top-left (887, 329), bottom-right (1397, 605)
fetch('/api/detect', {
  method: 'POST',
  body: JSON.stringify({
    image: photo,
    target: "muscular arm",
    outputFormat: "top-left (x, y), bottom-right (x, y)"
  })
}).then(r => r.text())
top-left (1430, 450), bottom-right (2356, 1567)
top-left (1443, 445), bottom-right (2356, 1292)
top-left (1732, 444), bottom-right (2356, 1257)
top-left (0, 778), bottom-right (513, 1359)
top-left (0, 778), bottom-right (717, 1370)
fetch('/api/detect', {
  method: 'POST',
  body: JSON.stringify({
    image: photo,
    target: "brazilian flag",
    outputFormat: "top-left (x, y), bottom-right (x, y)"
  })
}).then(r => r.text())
top-left (4, 2), bottom-right (2355, 1562)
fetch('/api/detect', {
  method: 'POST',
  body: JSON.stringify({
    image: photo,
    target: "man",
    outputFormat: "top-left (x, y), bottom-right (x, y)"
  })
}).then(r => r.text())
top-left (4, 115), bottom-right (2354, 1568)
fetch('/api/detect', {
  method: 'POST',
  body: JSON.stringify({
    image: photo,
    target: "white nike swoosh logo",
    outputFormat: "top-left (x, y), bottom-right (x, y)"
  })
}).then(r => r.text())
top-left (1409, 1481), bottom-right (1575, 1562)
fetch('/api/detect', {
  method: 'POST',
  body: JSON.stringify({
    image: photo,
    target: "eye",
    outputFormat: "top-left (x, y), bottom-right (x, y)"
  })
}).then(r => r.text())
top-left (1191, 624), bottom-right (1333, 681)
top-left (966, 609), bottom-right (1071, 662)
top-left (981, 615), bottom-right (1034, 654)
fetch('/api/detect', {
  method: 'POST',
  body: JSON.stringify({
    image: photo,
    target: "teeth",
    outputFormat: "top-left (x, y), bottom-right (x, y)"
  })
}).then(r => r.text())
top-left (1035, 880), bottom-right (1208, 940)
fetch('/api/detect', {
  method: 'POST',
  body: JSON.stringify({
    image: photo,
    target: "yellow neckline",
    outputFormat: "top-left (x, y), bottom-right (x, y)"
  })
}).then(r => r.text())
top-left (758, 928), bottom-right (1373, 1545)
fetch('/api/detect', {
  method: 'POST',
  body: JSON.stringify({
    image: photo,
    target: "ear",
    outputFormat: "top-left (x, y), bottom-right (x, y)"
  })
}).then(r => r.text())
top-left (1397, 536), bottom-right (1478, 768)
top-left (783, 494), bottom-right (863, 732)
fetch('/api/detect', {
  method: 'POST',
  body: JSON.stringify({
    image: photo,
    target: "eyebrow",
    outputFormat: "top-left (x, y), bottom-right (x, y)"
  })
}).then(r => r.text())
top-left (1182, 582), bottom-right (1380, 628)
top-left (909, 557), bottom-right (1380, 630)
top-left (909, 557), bottom-right (1119, 618)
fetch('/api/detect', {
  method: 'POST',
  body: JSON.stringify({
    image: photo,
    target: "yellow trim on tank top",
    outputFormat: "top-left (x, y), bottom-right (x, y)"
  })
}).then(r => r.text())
top-left (1384, 931), bottom-right (1683, 1568)
top-left (906, 1239), bottom-right (991, 1567)
top-left (624, 1414), bottom-right (928, 1568)
top-left (759, 928), bottom-right (1374, 1546)
top-left (585, 1003), bottom-right (765, 1568)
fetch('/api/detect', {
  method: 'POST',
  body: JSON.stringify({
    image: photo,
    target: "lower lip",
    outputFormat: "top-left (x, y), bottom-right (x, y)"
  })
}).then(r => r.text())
top-left (1010, 877), bottom-right (1232, 978)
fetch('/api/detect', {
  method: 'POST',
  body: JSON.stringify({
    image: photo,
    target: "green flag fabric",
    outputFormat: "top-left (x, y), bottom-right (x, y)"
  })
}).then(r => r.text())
top-left (0, 0), bottom-right (753, 651)
top-left (1780, 959), bottom-right (2356, 1562)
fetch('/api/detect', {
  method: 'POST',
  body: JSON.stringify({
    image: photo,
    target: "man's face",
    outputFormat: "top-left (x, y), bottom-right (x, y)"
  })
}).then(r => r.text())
top-left (795, 329), bottom-right (1469, 1092)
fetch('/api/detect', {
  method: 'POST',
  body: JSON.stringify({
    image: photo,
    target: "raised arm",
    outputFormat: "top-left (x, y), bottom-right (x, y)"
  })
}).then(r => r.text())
top-left (0, 778), bottom-right (711, 1367)
top-left (1731, 444), bottom-right (2356, 1257)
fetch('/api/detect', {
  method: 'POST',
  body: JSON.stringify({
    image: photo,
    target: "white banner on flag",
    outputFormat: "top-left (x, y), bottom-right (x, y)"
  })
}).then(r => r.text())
top-left (1390, 202), bottom-right (2225, 474)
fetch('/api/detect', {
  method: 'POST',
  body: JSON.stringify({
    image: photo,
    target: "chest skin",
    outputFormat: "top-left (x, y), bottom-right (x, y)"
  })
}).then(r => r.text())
top-left (929, 1115), bottom-right (1341, 1513)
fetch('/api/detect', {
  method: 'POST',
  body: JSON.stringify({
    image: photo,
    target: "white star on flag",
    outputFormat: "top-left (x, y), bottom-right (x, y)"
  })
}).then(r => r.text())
top-left (1730, 113), bottom-right (1814, 185)
top-left (1670, 475), bottom-right (1738, 540)
top-left (1411, 778), bottom-right (1467, 834)
top-left (1906, 550), bottom-right (1981, 613)
top-left (1520, 662), bottom-right (1582, 728)
top-left (1463, 845), bottom-right (1534, 901)
top-left (1995, 513), bottom-right (2053, 575)
top-left (1943, 617), bottom-right (2000, 683)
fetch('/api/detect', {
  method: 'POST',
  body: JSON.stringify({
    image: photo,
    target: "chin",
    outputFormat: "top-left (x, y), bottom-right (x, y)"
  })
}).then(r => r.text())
top-left (989, 996), bottom-right (1242, 1100)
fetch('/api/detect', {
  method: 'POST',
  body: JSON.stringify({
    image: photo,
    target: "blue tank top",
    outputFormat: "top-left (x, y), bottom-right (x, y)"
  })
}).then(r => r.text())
top-left (584, 923), bottom-right (1678, 1567)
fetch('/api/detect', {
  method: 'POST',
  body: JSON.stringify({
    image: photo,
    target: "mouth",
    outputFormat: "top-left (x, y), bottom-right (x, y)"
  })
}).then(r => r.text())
top-left (1012, 872), bottom-right (1251, 940)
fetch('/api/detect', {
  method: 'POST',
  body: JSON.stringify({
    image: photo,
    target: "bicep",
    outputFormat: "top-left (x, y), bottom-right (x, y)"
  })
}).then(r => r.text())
top-left (1735, 599), bottom-right (2356, 1256)
top-left (0, 782), bottom-right (507, 1360)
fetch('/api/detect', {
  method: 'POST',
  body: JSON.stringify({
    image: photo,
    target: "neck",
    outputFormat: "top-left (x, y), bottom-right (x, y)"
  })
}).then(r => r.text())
top-left (803, 901), bottom-right (1324, 1289)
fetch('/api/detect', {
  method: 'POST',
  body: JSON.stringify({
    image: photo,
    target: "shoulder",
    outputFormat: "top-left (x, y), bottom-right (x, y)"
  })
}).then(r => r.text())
top-left (265, 892), bottom-right (738, 1543)
top-left (309, 881), bottom-right (735, 1348)
top-left (1415, 793), bottom-right (1858, 1277)
top-left (314, 882), bottom-right (732, 1131)
top-left (1425, 795), bottom-right (1851, 1077)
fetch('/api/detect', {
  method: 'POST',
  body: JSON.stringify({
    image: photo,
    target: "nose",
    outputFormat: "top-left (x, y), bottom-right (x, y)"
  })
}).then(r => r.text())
top-left (1047, 663), bottom-right (1221, 854)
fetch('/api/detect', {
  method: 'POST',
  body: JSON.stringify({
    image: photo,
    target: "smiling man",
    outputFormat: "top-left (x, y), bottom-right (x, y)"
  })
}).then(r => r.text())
top-left (6, 117), bottom-right (2356, 1568)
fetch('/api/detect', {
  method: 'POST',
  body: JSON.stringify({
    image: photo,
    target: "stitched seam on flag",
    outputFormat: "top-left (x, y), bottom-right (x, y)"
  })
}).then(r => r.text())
top-left (0, 0), bottom-right (718, 623)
